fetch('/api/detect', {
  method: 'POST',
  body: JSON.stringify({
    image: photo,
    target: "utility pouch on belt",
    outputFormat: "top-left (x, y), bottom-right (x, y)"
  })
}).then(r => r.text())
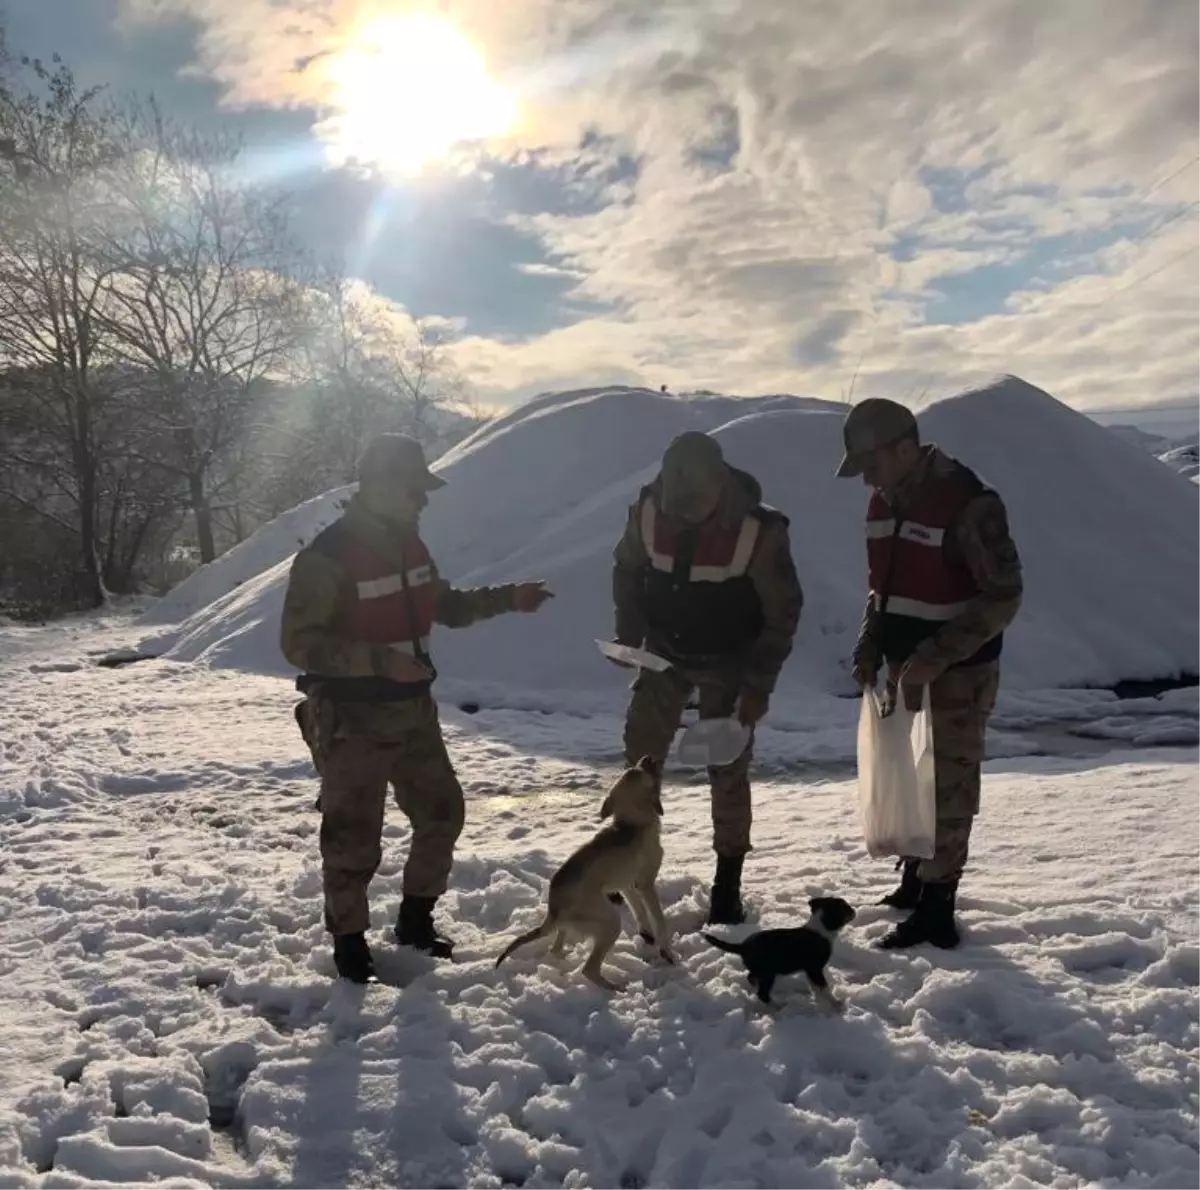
top-left (293, 691), bottom-right (336, 776)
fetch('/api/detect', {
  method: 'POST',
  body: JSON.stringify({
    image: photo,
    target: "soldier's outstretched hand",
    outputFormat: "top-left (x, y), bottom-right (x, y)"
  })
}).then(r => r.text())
top-left (512, 581), bottom-right (555, 613)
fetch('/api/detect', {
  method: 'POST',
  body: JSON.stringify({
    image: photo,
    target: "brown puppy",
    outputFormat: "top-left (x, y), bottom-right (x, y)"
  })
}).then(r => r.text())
top-left (495, 755), bottom-right (674, 992)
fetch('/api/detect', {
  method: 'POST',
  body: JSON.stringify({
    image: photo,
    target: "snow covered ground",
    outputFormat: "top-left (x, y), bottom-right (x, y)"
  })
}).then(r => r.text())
top-left (2, 376), bottom-right (1198, 1187)
top-left (1, 612), bottom-right (1197, 1189)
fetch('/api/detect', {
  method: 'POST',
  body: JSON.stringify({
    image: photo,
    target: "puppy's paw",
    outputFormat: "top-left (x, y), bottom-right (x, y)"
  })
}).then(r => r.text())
top-left (584, 970), bottom-right (626, 994)
top-left (822, 993), bottom-right (846, 1015)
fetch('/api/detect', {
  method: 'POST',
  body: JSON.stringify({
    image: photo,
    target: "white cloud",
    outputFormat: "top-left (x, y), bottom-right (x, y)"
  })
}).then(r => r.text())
top-left (120, 0), bottom-right (1199, 413)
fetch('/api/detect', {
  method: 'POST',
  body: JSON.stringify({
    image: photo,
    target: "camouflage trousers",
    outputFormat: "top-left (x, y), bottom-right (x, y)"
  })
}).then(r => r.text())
top-left (298, 694), bottom-right (465, 935)
top-left (907, 661), bottom-right (1001, 884)
top-left (623, 667), bottom-right (754, 856)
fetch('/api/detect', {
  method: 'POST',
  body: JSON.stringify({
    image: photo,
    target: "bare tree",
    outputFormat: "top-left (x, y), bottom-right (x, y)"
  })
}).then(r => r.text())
top-left (0, 56), bottom-right (130, 605)
top-left (0, 47), bottom-right (484, 608)
top-left (94, 105), bottom-right (308, 563)
top-left (281, 274), bottom-right (478, 494)
top-left (376, 314), bottom-right (477, 454)
top-left (0, 360), bottom-right (186, 606)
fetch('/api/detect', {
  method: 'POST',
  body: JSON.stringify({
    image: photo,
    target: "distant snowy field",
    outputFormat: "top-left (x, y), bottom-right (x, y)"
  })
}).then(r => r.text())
top-left (1, 377), bottom-right (1197, 1187)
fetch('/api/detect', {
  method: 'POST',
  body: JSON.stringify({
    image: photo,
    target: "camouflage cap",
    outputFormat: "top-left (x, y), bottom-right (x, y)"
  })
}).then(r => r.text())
top-left (358, 433), bottom-right (446, 490)
top-left (835, 399), bottom-right (918, 477)
top-left (660, 431), bottom-right (726, 518)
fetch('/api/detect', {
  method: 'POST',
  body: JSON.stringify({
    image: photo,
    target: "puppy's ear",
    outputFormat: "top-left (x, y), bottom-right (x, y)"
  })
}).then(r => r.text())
top-left (599, 792), bottom-right (614, 820)
top-left (637, 754), bottom-right (659, 778)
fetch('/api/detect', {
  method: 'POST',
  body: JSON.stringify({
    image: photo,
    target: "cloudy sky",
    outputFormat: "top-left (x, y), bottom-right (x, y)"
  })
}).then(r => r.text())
top-left (8, 0), bottom-right (1198, 417)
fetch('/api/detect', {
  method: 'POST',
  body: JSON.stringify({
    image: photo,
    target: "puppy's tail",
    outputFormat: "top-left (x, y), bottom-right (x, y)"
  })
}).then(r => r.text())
top-left (702, 931), bottom-right (744, 955)
top-left (495, 916), bottom-right (556, 968)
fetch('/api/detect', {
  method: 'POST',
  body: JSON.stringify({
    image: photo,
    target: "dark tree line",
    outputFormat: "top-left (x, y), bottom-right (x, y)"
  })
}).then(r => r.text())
top-left (0, 47), bottom-right (481, 618)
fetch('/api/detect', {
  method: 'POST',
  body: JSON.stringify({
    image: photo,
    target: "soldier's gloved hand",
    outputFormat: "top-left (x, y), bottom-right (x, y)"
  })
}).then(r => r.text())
top-left (893, 655), bottom-right (941, 713)
top-left (512, 581), bottom-right (555, 612)
top-left (737, 689), bottom-right (770, 726)
top-left (384, 652), bottom-right (434, 684)
top-left (898, 655), bottom-right (942, 688)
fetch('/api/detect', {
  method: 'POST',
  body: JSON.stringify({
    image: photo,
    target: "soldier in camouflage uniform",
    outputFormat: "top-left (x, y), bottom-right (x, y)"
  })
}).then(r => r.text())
top-left (281, 434), bottom-right (553, 983)
top-left (611, 431), bottom-right (804, 924)
top-left (837, 399), bottom-right (1023, 950)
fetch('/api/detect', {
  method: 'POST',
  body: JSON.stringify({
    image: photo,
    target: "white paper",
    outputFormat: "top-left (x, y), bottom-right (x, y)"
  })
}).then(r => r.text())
top-left (594, 639), bottom-right (674, 672)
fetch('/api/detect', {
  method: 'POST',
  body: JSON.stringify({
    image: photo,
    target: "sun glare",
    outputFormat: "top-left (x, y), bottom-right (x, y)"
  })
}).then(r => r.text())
top-left (326, 13), bottom-right (517, 175)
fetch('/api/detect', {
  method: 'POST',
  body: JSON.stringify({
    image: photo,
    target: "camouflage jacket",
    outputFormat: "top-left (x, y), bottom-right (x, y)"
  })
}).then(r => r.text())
top-left (613, 466), bottom-right (803, 694)
top-left (280, 495), bottom-right (517, 682)
top-left (853, 445), bottom-right (1023, 676)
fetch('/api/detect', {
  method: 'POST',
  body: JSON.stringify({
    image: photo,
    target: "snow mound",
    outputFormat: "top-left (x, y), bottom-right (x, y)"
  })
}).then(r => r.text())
top-left (137, 377), bottom-right (1199, 707)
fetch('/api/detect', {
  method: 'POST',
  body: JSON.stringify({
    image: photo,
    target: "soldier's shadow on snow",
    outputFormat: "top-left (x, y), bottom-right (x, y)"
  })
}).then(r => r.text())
top-left (847, 901), bottom-right (1180, 1116)
top-left (284, 974), bottom-right (471, 1190)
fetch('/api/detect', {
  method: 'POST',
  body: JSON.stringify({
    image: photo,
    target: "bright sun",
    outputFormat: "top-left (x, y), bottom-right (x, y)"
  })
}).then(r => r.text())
top-left (326, 13), bottom-right (517, 175)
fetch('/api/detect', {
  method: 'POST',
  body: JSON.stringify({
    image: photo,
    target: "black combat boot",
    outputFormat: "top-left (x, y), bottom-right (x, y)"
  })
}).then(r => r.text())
top-left (332, 932), bottom-right (376, 983)
top-left (879, 857), bottom-right (923, 910)
top-left (878, 878), bottom-right (960, 950)
top-left (394, 896), bottom-right (455, 959)
top-left (706, 854), bottom-right (746, 925)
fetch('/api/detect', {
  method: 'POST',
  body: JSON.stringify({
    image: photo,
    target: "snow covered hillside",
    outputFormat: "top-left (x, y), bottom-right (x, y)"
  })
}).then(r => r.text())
top-left (137, 375), bottom-right (1199, 712)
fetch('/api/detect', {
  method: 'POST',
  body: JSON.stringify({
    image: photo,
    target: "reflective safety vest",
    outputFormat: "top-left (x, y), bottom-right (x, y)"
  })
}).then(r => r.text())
top-left (866, 462), bottom-right (1003, 666)
top-left (337, 532), bottom-right (436, 657)
top-left (301, 519), bottom-right (439, 700)
top-left (639, 499), bottom-right (768, 659)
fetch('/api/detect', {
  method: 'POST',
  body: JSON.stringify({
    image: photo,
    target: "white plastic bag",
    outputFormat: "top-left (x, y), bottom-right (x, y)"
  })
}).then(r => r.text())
top-left (676, 717), bottom-right (751, 767)
top-left (856, 685), bottom-right (937, 860)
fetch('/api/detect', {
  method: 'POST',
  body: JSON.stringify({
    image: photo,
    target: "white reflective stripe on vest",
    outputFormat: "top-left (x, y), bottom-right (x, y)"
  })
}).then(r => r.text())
top-left (641, 501), bottom-right (674, 573)
top-left (641, 502), bottom-right (761, 582)
top-left (357, 566), bottom-right (434, 600)
top-left (385, 637), bottom-right (431, 656)
top-left (882, 595), bottom-right (971, 621)
top-left (866, 518), bottom-right (944, 546)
